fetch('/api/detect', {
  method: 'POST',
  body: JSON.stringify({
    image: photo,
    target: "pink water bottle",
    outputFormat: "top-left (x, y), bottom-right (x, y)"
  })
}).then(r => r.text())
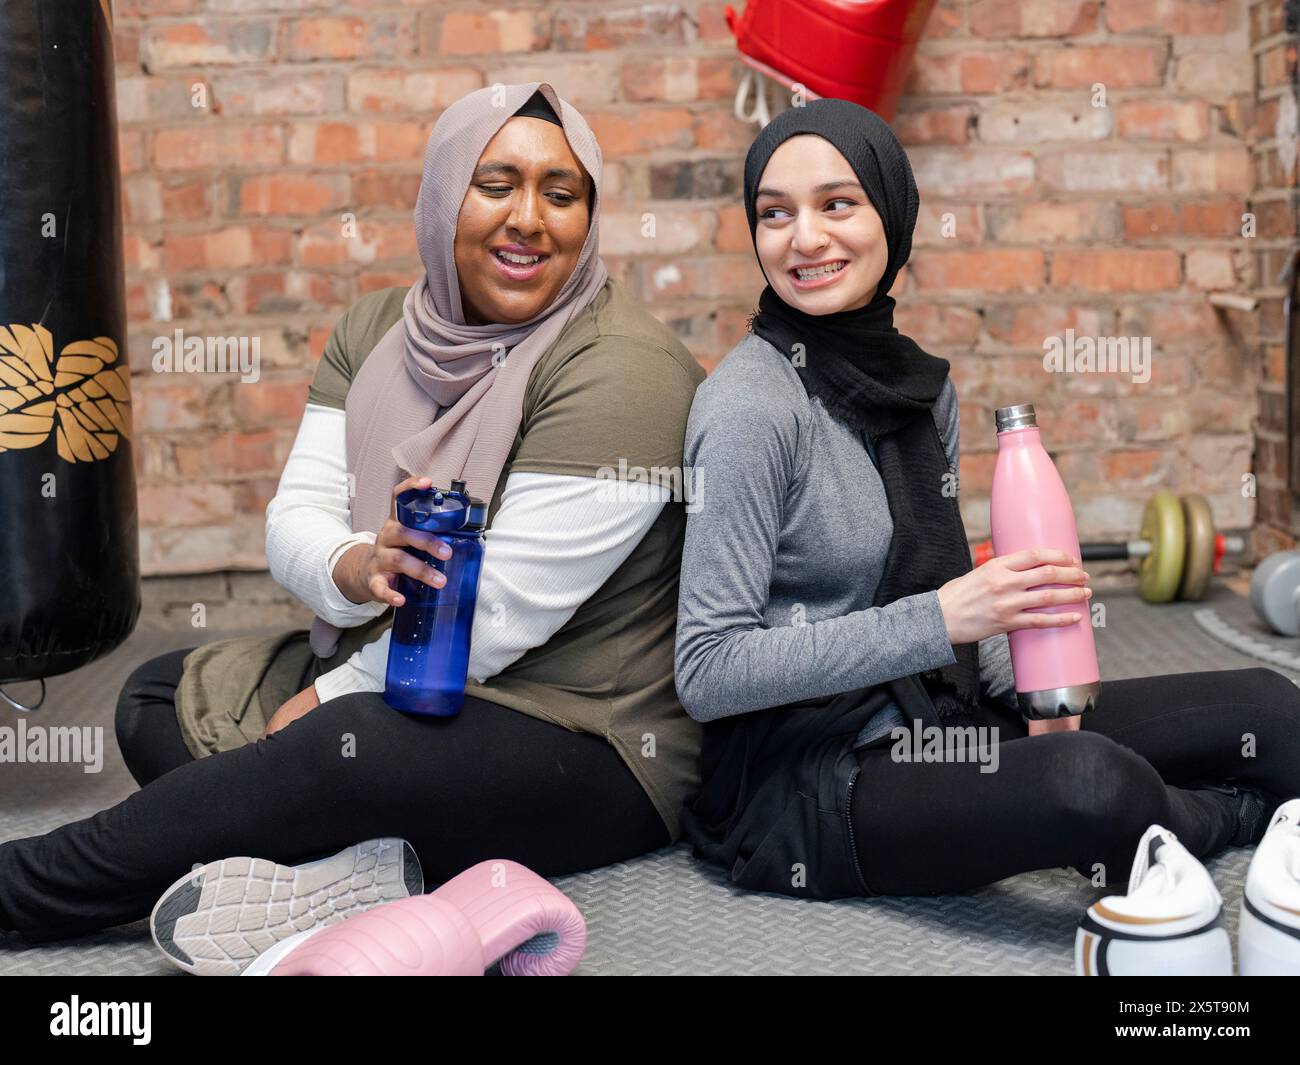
top-left (990, 404), bottom-right (1100, 719)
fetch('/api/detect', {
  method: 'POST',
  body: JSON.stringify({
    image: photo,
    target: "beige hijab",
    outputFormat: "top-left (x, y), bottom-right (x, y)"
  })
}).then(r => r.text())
top-left (310, 82), bottom-right (609, 657)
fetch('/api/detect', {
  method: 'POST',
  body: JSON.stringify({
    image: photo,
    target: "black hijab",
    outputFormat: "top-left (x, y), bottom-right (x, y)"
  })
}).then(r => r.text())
top-left (743, 98), bottom-right (980, 721)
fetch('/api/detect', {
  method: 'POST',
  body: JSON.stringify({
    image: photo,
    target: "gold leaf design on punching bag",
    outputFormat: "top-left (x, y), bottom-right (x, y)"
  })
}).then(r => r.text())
top-left (0, 323), bottom-right (132, 463)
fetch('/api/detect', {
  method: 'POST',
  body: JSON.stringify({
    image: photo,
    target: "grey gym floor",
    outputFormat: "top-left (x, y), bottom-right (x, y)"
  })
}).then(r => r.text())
top-left (2, 583), bottom-right (1294, 976)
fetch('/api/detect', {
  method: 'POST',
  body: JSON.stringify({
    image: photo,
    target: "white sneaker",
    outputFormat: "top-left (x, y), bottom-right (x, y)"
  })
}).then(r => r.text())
top-left (1238, 798), bottom-right (1300, 976)
top-left (150, 838), bottom-right (423, 976)
top-left (1075, 824), bottom-right (1232, 976)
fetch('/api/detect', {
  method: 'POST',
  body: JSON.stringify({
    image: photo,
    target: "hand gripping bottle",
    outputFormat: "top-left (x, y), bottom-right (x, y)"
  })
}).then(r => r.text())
top-left (990, 404), bottom-right (1100, 719)
top-left (383, 479), bottom-right (487, 717)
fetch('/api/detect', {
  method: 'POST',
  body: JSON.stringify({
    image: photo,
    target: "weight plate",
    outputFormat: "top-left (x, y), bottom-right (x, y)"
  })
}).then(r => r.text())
top-left (1138, 491), bottom-right (1186, 603)
top-left (1251, 549), bottom-right (1300, 636)
top-left (1178, 493), bottom-right (1215, 601)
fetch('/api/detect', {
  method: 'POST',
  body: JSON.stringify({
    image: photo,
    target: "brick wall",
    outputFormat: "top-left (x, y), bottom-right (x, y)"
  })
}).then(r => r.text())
top-left (1249, 0), bottom-right (1300, 557)
top-left (112, 1), bottom-right (1281, 613)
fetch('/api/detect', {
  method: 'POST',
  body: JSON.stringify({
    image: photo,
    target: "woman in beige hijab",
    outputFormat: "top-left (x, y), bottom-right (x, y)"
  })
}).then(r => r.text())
top-left (1, 84), bottom-right (704, 973)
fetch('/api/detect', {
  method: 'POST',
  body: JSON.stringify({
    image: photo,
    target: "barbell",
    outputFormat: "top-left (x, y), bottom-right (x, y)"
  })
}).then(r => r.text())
top-left (973, 492), bottom-right (1246, 604)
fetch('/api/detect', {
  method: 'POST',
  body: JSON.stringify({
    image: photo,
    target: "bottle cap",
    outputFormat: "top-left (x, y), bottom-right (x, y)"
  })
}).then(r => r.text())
top-left (995, 404), bottom-right (1037, 432)
top-left (395, 486), bottom-right (470, 533)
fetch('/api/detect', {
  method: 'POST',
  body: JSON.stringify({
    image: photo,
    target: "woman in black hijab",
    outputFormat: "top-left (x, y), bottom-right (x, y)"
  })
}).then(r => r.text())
top-left (674, 97), bottom-right (1300, 900)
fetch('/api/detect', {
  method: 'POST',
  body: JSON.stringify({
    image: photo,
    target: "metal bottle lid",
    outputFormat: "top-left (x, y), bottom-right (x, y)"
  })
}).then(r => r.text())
top-left (995, 404), bottom-right (1037, 432)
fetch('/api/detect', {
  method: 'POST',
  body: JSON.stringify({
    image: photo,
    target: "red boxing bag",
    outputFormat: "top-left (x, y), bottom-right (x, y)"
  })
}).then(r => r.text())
top-left (726, 0), bottom-right (937, 122)
top-left (0, 1), bottom-right (139, 707)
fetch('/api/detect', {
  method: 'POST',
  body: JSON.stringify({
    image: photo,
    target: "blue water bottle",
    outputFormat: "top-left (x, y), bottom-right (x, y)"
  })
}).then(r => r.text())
top-left (383, 479), bottom-right (487, 716)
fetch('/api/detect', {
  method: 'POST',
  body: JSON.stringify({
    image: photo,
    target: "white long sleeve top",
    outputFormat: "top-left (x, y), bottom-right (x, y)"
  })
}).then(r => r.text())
top-left (264, 403), bottom-right (670, 703)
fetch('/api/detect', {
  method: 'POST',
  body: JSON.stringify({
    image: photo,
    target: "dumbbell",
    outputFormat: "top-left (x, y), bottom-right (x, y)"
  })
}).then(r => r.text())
top-left (973, 491), bottom-right (1245, 604)
top-left (1251, 551), bottom-right (1300, 636)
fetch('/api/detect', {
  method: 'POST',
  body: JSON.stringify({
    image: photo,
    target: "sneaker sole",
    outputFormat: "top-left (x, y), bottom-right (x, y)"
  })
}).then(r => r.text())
top-left (150, 838), bottom-right (422, 976)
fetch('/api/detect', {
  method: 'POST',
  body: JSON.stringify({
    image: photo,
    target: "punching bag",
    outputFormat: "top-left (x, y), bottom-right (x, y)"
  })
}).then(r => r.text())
top-left (0, 0), bottom-right (139, 706)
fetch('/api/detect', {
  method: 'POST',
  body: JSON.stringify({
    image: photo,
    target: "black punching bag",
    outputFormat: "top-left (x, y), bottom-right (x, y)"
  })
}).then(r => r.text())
top-left (0, 0), bottom-right (139, 702)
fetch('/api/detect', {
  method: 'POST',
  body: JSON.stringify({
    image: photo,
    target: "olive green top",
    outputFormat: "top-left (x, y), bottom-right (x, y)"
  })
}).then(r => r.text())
top-left (174, 277), bottom-right (705, 841)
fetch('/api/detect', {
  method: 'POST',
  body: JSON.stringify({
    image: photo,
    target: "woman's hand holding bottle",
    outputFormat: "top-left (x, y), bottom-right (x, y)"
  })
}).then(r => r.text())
top-left (937, 547), bottom-right (1092, 646)
top-left (938, 547), bottom-right (1091, 736)
top-left (332, 476), bottom-right (454, 609)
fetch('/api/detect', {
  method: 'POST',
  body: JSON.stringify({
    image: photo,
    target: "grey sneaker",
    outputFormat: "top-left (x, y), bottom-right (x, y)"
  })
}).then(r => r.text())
top-left (150, 838), bottom-right (423, 976)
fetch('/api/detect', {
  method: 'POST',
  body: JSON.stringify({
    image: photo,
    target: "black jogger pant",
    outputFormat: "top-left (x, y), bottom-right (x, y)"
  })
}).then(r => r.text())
top-left (0, 648), bottom-right (670, 942)
top-left (851, 666), bottom-right (1300, 895)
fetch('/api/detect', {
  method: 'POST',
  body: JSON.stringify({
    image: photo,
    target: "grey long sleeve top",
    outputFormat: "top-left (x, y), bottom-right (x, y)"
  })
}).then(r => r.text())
top-left (674, 331), bottom-right (1017, 729)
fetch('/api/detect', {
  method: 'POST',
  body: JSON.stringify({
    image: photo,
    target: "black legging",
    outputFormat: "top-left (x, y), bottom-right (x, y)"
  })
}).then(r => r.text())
top-left (0, 648), bottom-right (670, 942)
top-left (852, 666), bottom-right (1300, 895)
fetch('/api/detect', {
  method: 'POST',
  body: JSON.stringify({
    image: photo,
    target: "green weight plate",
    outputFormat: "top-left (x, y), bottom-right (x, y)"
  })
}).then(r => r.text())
top-left (1138, 491), bottom-right (1186, 603)
top-left (1178, 493), bottom-right (1215, 601)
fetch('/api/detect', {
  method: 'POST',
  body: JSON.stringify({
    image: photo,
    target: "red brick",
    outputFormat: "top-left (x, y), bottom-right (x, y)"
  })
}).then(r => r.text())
top-left (230, 377), bottom-right (309, 427)
top-left (600, 209), bottom-right (715, 256)
top-left (212, 71), bottom-right (345, 116)
top-left (143, 20), bottom-right (275, 68)
top-left (123, 232), bottom-right (161, 272)
top-left (162, 178), bottom-right (213, 221)
top-left (1171, 149), bottom-right (1252, 194)
top-left (1116, 99), bottom-right (1210, 141)
top-left (1116, 299), bottom-right (1226, 342)
top-left (553, 7), bottom-right (686, 50)
top-left (1039, 150), bottom-right (1168, 193)
top-left (346, 67), bottom-right (482, 113)
top-left (285, 15), bottom-right (418, 62)
top-left (352, 170), bottom-right (422, 209)
top-left (1123, 200), bottom-right (1243, 239)
top-left (1051, 250), bottom-right (1181, 292)
top-left (895, 105), bottom-right (974, 146)
top-left (585, 110), bottom-right (695, 156)
top-left (985, 201), bottom-right (1121, 243)
top-left (693, 2), bottom-right (734, 43)
top-left (1174, 53), bottom-right (1253, 99)
top-left (970, 0), bottom-right (1100, 37)
top-left (287, 120), bottom-right (428, 165)
top-left (1107, 0), bottom-right (1230, 35)
top-left (133, 380), bottom-right (222, 432)
top-left (153, 125), bottom-right (284, 170)
top-left (437, 9), bottom-right (551, 55)
top-left (692, 110), bottom-right (754, 154)
top-left (1184, 248), bottom-right (1237, 289)
top-left (978, 100), bottom-right (1112, 143)
top-left (358, 270), bottom-right (419, 294)
top-left (234, 174), bottom-right (350, 216)
top-left (714, 205), bottom-right (751, 254)
top-left (118, 130), bottom-right (146, 175)
top-left (1034, 45), bottom-right (1166, 89)
top-left (163, 226), bottom-right (295, 271)
top-left (621, 56), bottom-right (737, 103)
top-left (635, 256), bottom-right (764, 303)
top-left (913, 203), bottom-right (983, 245)
top-left (139, 482), bottom-right (238, 527)
top-left (984, 303), bottom-right (1110, 346)
top-left (894, 303), bottom-right (983, 347)
top-left (906, 50), bottom-right (1031, 95)
top-left (910, 149), bottom-right (1036, 196)
top-left (910, 249), bottom-right (1046, 292)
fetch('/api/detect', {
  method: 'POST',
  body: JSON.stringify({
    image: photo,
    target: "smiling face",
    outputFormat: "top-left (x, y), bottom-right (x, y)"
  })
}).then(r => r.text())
top-left (753, 135), bottom-right (890, 316)
top-left (453, 115), bottom-right (593, 326)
